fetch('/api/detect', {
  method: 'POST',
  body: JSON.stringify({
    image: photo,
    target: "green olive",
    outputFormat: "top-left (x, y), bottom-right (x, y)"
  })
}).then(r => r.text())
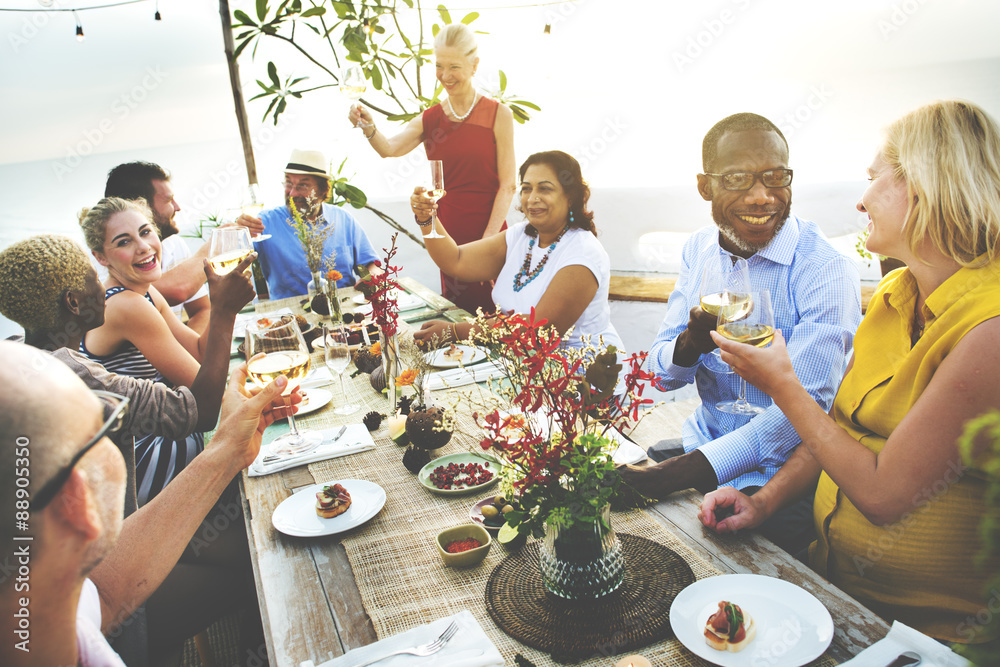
top-left (502, 504), bottom-right (515, 514)
top-left (481, 505), bottom-right (500, 518)
top-left (493, 495), bottom-right (507, 508)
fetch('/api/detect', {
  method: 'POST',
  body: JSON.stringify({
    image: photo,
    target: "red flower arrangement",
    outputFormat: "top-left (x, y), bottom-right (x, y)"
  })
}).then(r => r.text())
top-left (462, 308), bottom-right (662, 537)
top-left (363, 233), bottom-right (402, 339)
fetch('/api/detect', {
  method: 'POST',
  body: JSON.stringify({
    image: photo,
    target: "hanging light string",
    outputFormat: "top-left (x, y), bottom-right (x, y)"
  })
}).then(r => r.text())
top-left (0, 0), bottom-right (151, 11)
top-left (1, 0), bottom-right (577, 12)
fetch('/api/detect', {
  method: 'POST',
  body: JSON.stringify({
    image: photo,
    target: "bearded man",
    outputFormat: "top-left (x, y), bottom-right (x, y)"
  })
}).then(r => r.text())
top-left (620, 113), bottom-right (861, 555)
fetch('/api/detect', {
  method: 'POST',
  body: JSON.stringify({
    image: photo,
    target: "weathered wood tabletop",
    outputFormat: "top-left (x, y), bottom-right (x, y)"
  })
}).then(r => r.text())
top-left (238, 281), bottom-right (889, 667)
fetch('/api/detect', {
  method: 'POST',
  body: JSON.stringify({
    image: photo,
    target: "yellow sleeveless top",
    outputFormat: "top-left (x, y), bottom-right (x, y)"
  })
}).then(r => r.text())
top-left (811, 259), bottom-right (1000, 643)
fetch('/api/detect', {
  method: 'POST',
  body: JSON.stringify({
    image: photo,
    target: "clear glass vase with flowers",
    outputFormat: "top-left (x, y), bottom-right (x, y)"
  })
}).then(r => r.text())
top-left (454, 308), bottom-right (661, 598)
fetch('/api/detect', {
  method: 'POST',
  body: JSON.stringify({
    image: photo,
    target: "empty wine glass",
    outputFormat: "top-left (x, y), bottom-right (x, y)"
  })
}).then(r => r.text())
top-left (323, 324), bottom-right (359, 415)
top-left (246, 319), bottom-right (322, 456)
top-left (208, 227), bottom-right (254, 276)
top-left (421, 160), bottom-right (446, 239)
top-left (341, 65), bottom-right (371, 129)
top-left (715, 289), bottom-right (775, 416)
top-left (699, 254), bottom-right (751, 373)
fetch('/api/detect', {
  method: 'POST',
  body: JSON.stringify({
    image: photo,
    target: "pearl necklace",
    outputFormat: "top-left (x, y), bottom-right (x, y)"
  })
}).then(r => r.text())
top-left (512, 227), bottom-right (568, 292)
top-left (446, 91), bottom-right (479, 121)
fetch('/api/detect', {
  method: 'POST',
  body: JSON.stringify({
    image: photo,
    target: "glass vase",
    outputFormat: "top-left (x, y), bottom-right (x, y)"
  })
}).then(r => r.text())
top-left (381, 331), bottom-right (400, 411)
top-left (306, 270), bottom-right (328, 298)
top-left (326, 281), bottom-right (342, 323)
top-left (539, 504), bottom-right (624, 599)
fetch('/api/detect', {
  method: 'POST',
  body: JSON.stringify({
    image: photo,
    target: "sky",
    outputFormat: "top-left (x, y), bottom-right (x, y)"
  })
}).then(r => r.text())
top-left (1, 0), bottom-right (1000, 339)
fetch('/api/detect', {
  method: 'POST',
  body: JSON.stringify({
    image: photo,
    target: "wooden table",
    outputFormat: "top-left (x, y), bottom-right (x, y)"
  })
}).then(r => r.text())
top-left (239, 284), bottom-right (889, 667)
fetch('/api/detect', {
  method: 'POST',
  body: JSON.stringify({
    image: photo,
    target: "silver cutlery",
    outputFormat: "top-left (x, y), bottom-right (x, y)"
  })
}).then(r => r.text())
top-left (885, 651), bottom-right (921, 667)
top-left (261, 425), bottom-right (347, 464)
top-left (353, 620), bottom-right (459, 667)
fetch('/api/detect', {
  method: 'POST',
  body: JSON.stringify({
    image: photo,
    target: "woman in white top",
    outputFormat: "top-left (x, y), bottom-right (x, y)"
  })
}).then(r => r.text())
top-left (411, 150), bottom-right (623, 354)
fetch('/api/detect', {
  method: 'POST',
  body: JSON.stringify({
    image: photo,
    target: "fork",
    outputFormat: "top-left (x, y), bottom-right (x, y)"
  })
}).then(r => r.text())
top-left (353, 620), bottom-right (459, 667)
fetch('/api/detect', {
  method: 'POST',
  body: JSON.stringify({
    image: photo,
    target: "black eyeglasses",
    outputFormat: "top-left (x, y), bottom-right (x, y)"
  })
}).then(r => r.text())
top-left (703, 169), bottom-right (793, 191)
top-left (31, 391), bottom-right (130, 512)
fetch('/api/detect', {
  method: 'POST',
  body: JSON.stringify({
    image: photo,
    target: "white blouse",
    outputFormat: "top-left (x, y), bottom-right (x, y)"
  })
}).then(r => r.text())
top-left (492, 222), bottom-right (624, 353)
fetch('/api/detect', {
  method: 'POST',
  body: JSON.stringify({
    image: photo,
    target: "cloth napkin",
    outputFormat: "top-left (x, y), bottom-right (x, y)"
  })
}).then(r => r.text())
top-left (304, 610), bottom-right (504, 667)
top-left (248, 424), bottom-right (376, 477)
top-left (233, 307), bottom-right (293, 337)
top-left (605, 427), bottom-right (648, 465)
top-left (837, 621), bottom-right (972, 666)
top-left (300, 367), bottom-right (334, 388)
top-left (427, 361), bottom-right (505, 391)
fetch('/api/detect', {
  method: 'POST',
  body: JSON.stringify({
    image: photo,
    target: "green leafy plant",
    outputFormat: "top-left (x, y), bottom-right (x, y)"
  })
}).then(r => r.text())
top-left (957, 411), bottom-right (1000, 663)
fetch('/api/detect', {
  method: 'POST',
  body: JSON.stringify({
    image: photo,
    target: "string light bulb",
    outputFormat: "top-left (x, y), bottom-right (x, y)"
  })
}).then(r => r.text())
top-left (74, 10), bottom-right (84, 42)
top-left (155, 0), bottom-right (161, 20)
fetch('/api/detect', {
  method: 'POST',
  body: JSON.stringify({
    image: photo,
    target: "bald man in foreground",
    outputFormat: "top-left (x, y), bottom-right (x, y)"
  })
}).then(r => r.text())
top-left (0, 342), bottom-right (292, 666)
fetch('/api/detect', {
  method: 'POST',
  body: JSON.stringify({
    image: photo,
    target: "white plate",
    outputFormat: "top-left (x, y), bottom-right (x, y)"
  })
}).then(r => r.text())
top-left (233, 308), bottom-right (293, 339)
top-left (271, 479), bottom-right (386, 537)
top-left (424, 344), bottom-right (487, 368)
top-left (352, 289), bottom-right (402, 305)
top-left (669, 574), bottom-right (834, 667)
top-left (288, 388), bottom-right (332, 417)
top-left (353, 292), bottom-right (425, 313)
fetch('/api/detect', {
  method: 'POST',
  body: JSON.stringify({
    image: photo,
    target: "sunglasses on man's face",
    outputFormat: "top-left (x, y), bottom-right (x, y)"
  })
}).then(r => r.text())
top-left (31, 391), bottom-right (129, 512)
top-left (704, 168), bottom-right (793, 191)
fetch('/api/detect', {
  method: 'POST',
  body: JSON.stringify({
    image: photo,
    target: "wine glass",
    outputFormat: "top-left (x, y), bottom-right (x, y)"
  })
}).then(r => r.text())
top-left (699, 254), bottom-right (751, 373)
top-left (341, 65), bottom-right (371, 129)
top-left (209, 227), bottom-right (254, 276)
top-left (421, 160), bottom-right (446, 239)
top-left (715, 290), bottom-right (774, 416)
top-left (245, 319), bottom-right (322, 456)
top-left (323, 324), bottom-right (360, 415)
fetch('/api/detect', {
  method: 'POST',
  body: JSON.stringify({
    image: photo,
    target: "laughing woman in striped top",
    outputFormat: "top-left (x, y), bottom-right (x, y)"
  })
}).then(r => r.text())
top-left (78, 197), bottom-right (256, 504)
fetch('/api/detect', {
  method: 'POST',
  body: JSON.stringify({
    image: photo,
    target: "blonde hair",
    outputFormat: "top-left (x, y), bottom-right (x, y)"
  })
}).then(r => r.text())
top-left (0, 235), bottom-right (92, 331)
top-left (434, 23), bottom-right (478, 59)
top-left (882, 100), bottom-right (1000, 266)
top-left (78, 197), bottom-right (155, 254)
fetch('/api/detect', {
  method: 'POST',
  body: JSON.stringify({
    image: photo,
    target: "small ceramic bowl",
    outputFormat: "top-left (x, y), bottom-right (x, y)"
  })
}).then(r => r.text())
top-left (435, 524), bottom-right (492, 567)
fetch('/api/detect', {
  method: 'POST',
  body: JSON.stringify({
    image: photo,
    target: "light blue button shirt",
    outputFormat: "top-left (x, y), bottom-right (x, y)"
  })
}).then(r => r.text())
top-left (649, 214), bottom-right (861, 490)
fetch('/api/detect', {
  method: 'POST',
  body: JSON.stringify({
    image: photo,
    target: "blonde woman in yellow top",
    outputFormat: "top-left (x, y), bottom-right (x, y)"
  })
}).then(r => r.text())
top-left (699, 100), bottom-right (1000, 644)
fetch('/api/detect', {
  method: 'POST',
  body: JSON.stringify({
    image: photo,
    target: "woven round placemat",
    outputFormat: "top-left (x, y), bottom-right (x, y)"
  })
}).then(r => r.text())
top-left (485, 532), bottom-right (695, 659)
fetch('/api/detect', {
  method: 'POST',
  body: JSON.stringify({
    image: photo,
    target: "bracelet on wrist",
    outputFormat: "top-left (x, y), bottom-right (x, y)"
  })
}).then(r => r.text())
top-left (415, 215), bottom-right (433, 227)
top-left (364, 125), bottom-right (377, 140)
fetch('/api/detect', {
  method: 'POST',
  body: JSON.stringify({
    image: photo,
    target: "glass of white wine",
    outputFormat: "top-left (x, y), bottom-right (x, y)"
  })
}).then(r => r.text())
top-left (421, 159), bottom-right (446, 239)
top-left (209, 227), bottom-right (254, 275)
top-left (245, 319), bottom-right (322, 456)
top-left (699, 254), bottom-right (751, 373)
top-left (341, 65), bottom-right (371, 129)
top-left (716, 289), bottom-right (775, 416)
top-left (323, 324), bottom-right (360, 415)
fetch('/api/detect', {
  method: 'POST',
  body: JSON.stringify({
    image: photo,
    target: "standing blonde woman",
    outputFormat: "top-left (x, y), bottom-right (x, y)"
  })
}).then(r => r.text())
top-left (700, 100), bottom-right (1000, 644)
top-left (349, 23), bottom-right (516, 314)
top-left (79, 197), bottom-right (256, 504)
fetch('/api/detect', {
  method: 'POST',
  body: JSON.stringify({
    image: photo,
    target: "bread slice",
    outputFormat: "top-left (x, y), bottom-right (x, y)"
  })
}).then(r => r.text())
top-left (316, 483), bottom-right (352, 519)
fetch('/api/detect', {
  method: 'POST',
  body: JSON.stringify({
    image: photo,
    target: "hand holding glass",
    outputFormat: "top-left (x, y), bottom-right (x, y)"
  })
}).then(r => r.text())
top-left (699, 255), bottom-right (751, 373)
top-left (421, 160), bottom-right (446, 239)
top-left (324, 324), bottom-right (360, 415)
top-left (245, 320), bottom-right (322, 456)
top-left (209, 227), bottom-right (254, 275)
top-left (341, 65), bottom-right (371, 128)
top-left (716, 289), bottom-right (775, 416)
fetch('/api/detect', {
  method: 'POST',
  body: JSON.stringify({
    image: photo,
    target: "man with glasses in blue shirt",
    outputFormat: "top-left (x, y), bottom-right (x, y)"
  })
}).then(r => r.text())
top-left (620, 113), bottom-right (861, 555)
top-left (0, 342), bottom-right (292, 667)
top-left (239, 148), bottom-right (382, 300)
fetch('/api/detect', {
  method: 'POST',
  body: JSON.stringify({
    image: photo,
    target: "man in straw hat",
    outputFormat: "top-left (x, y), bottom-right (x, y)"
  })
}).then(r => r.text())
top-left (240, 148), bottom-right (381, 300)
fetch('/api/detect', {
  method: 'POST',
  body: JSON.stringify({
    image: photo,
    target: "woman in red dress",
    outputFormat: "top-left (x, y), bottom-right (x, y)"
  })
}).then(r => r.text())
top-left (349, 23), bottom-right (516, 314)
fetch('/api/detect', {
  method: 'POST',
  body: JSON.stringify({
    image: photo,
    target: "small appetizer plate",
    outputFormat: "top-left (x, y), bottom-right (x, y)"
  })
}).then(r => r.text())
top-left (423, 344), bottom-right (487, 369)
top-left (669, 573), bottom-right (833, 667)
top-left (271, 479), bottom-right (386, 537)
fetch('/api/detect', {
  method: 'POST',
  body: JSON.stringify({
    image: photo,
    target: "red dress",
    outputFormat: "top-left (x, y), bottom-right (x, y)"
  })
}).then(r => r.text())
top-left (423, 96), bottom-right (505, 314)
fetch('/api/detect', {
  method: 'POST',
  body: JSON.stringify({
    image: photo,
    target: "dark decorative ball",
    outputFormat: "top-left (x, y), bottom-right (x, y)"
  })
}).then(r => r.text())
top-left (402, 445), bottom-right (431, 474)
top-left (353, 345), bottom-right (381, 374)
top-left (370, 365), bottom-right (386, 393)
top-left (405, 406), bottom-right (452, 450)
top-left (398, 395), bottom-right (415, 415)
top-left (310, 293), bottom-right (329, 315)
top-left (363, 411), bottom-right (383, 431)
top-left (342, 312), bottom-right (356, 324)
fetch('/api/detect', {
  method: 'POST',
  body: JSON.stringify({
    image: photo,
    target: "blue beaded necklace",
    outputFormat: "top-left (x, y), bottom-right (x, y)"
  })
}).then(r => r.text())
top-left (512, 226), bottom-right (569, 292)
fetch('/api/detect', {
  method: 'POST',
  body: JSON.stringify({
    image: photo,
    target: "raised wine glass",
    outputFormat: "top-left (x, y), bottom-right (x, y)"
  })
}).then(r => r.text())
top-left (421, 159), bottom-right (446, 239)
top-left (241, 184), bottom-right (270, 242)
top-left (208, 227), bottom-right (254, 276)
top-left (699, 254), bottom-right (751, 373)
top-left (245, 319), bottom-right (322, 456)
top-left (323, 324), bottom-right (360, 415)
top-left (715, 289), bottom-right (775, 416)
top-left (341, 65), bottom-right (371, 129)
